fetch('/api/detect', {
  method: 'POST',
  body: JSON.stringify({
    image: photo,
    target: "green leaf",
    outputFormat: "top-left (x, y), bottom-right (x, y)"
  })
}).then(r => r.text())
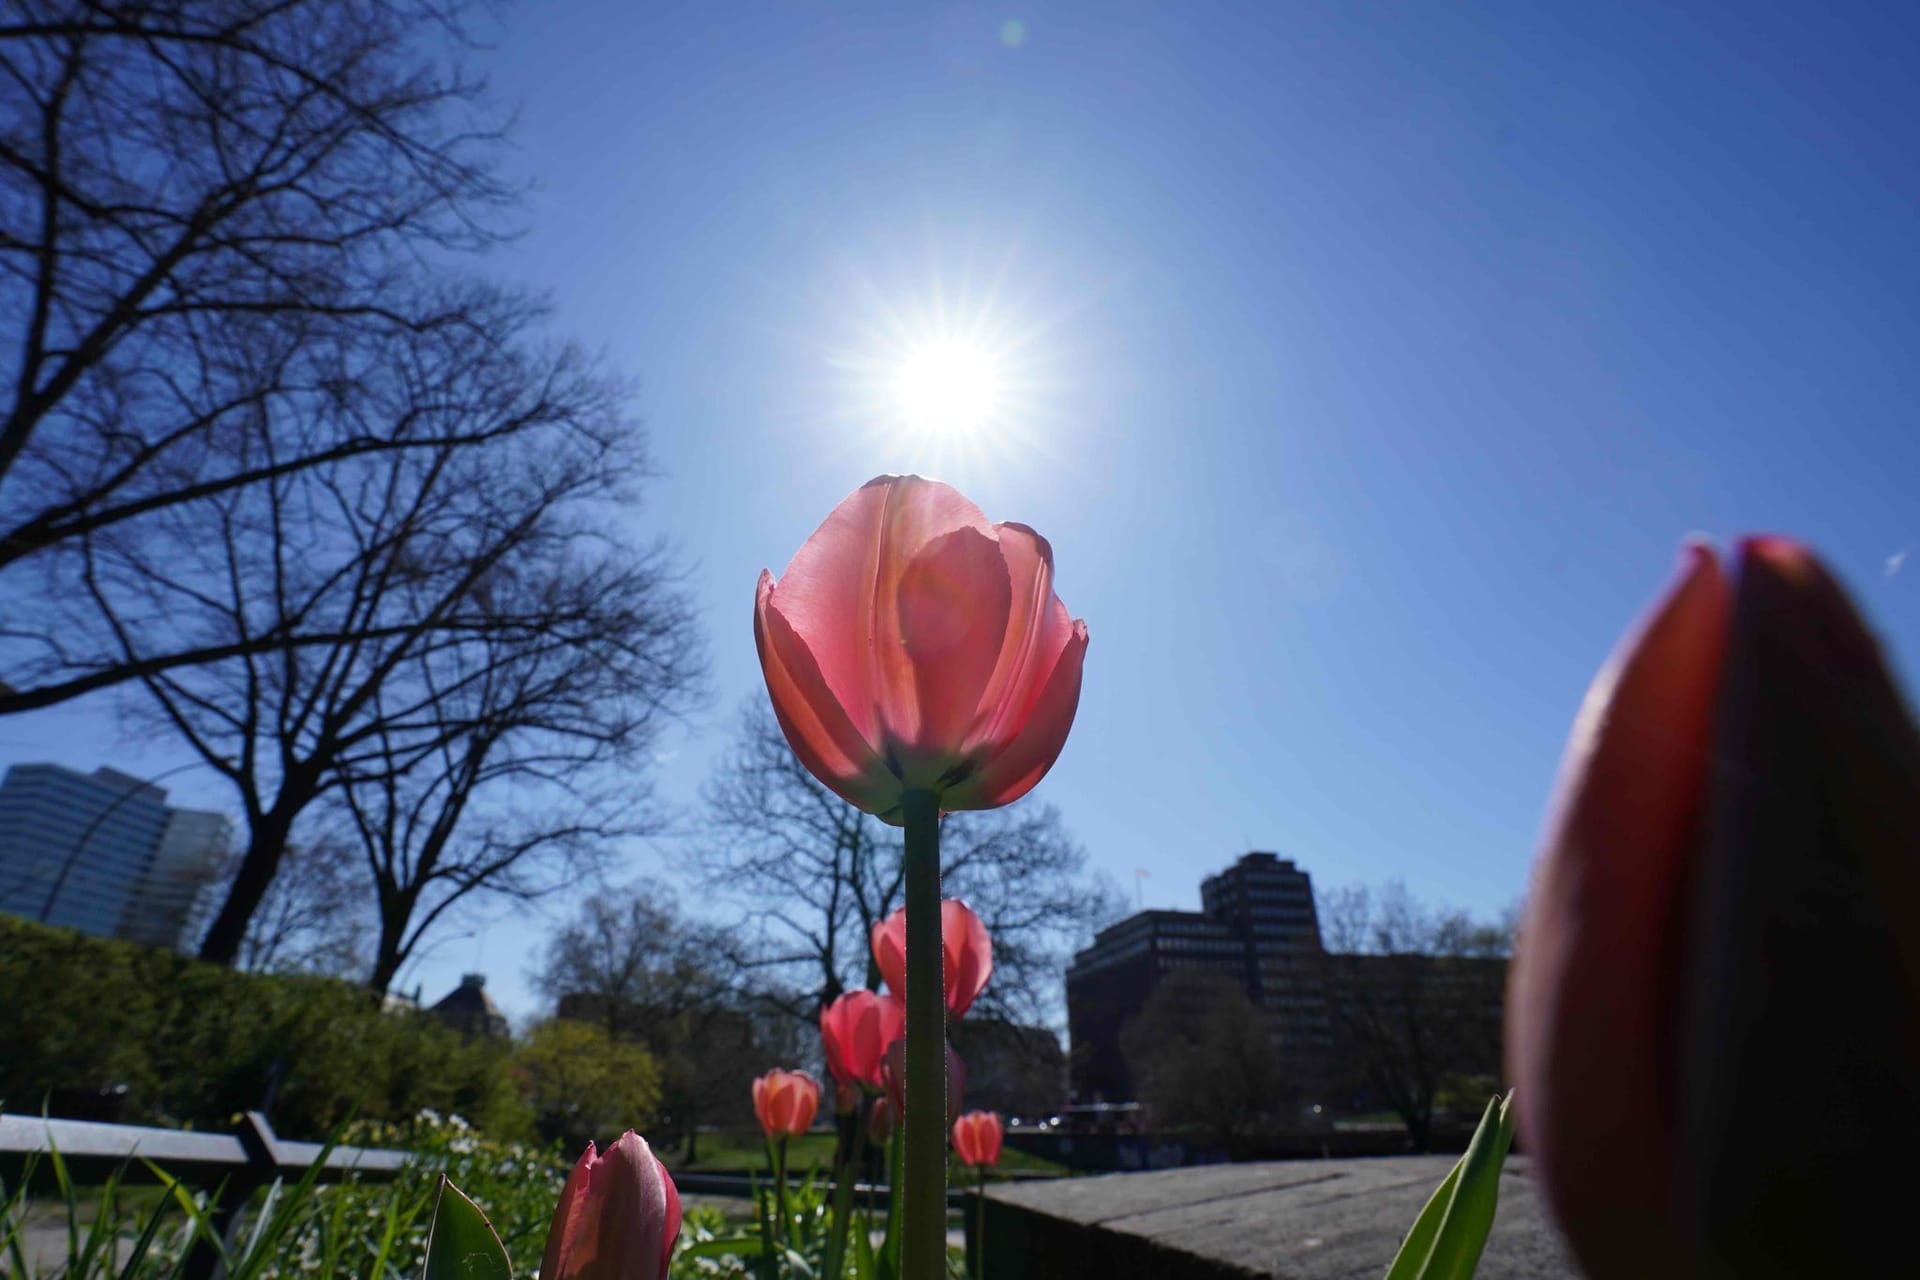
top-left (422, 1176), bottom-right (513, 1280)
top-left (1384, 1092), bottom-right (1517, 1280)
top-left (852, 1210), bottom-right (879, 1280)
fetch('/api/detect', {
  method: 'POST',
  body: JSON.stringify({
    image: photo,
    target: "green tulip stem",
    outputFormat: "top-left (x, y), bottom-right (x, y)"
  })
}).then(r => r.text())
top-left (901, 788), bottom-right (946, 1280)
top-left (773, 1135), bottom-right (789, 1246)
top-left (824, 1100), bottom-right (867, 1280)
top-left (974, 1166), bottom-right (988, 1280)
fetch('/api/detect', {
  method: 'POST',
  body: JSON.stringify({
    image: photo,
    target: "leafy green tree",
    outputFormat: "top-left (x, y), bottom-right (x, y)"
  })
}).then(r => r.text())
top-left (1120, 968), bottom-right (1283, 1146)
top-left (514, 1019), bottom-right (663, 1152)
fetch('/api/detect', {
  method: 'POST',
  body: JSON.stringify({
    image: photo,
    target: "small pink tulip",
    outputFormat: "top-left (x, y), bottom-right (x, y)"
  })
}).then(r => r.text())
top-left (755, 475), bottom-right (1089, 824)
top-left (872, 898), bottom-right (993, 1019)
top-left (1509, 539), bottom-right (1920, 1278)
top-left (539, 1131), bottom-right (682, 1280)
top-left (951, 1111), bottom-right (1004, 1169)
top-left (752, 1068), bottom-right (822, 1140)
top-left (820, 989), bottom-right (907, 1091)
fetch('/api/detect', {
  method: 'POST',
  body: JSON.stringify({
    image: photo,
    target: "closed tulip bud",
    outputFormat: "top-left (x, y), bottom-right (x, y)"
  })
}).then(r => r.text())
top-left (755, 475), bottom-right (1089, 824)
top-left (882, 1037), bottom-right (966, 1124)
top-left (871, 898), bottom-right (993, 1019)
top-left (1509, 539), bottom-right (1920, 1279)
top-left (539, 1131), bottom-right (682, 1280)
top-left (752, 1068), bottom-right (822, 1140)
top-left (951, 1111), bottom-right (1004, 1169)
top-left (820, 989), bottom-right (907, 1091)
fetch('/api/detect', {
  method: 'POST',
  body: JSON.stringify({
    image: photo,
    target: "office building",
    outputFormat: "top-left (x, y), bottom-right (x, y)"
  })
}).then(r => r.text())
top-left (0, 763), bottom-right (230, 951)
top-left (1068, 852), bottom-right (1331, 1101)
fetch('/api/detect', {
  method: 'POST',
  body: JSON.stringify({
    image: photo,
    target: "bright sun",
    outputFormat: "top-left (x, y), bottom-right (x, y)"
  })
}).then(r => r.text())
top-left (893, 340), bottom-right (1002, 439)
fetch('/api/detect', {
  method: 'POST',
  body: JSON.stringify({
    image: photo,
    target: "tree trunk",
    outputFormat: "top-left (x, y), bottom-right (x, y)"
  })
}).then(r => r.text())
top-left (197, 805), bottom-right (298, 965)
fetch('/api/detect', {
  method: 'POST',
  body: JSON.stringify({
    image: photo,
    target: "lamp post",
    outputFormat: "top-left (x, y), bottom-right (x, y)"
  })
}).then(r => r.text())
top-left (37, 760), bottom-right (216, 924)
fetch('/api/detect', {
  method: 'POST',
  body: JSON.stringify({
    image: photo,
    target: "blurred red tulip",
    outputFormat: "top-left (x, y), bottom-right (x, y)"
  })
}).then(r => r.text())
top-left (752, 1068), bottom-right (822, 1140)
top-left (1509, 539), bottom-right (1920, 1279)
top-left (835, 1080), bottom-right (861, 1115)
top-left (755, 475), bottom-right (1088, 824)
top-left (882, 1037), bottom-right (966, 1123)
top-left (820, 989), bottom-right (907, 1091)
top-left (539, 1130), bottom-right (682, 1280)
top-left (867, 1094), bottom-right (895, 1145)
top-left (951, 1111), bottom-right (1004, 1169)
top-left (872, 898), bottom-right (993, 1019)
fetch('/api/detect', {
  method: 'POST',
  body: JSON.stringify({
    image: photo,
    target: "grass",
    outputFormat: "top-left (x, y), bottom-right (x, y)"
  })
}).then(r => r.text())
top-left (671, 1129), bottom-right (1070, 1177)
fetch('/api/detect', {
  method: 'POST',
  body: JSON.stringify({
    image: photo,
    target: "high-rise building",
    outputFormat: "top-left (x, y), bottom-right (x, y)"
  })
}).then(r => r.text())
top-left (1068, 853), bottom-right (1330, 1101)
top-left (1199, 852), bottom-right (1334, 1068)
top-left (1066, 851), bottom-right (1507, 1113)
top-left (0, 763), bottom-right (230, 951)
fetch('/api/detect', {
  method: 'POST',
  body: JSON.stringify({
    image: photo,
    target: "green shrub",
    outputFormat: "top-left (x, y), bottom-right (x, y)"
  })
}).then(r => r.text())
top-left (0, 917), bottom-right (526, 1140)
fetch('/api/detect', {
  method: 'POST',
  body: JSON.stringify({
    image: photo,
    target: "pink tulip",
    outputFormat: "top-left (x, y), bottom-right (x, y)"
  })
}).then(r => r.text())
top-left (1509, 539), bottom-right (1920, 1279)
top-left (882, 1037), bottom-right (966, 1123)
top-left (872, 898), bottom-right (993, 1019)
top-left (752, 1068), bottom-right (822, 1140)
top-left (754, 475), bottom-right (1088, 824)
top-left (951, 1111), bottom-right (1004, 1169)
top-left (820, 989), bottom-right (907, 1091)
top-left (539, 1131), bottom-right (682, 1280)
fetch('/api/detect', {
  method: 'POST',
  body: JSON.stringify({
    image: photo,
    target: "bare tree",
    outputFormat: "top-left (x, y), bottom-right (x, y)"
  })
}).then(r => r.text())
top-left (533, 885), bottom-right (774, 1160)
top-left (337, 539), bottom-right (700, 993)
top-left (47, 292), bottom-right (701, 966)
top-left (229, 831), bottom-right (372, 977)
top-left (1317, 883), bottom-right (1511, 1150)
top-left (700, 700), bottom-right (1120, 1028)
top-left (0, 0), bottom-right (518, 712)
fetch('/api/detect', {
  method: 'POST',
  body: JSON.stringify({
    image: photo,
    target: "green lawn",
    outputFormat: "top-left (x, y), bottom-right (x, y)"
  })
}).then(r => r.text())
top-left (671, 1129), bottom-right (1068, 1178)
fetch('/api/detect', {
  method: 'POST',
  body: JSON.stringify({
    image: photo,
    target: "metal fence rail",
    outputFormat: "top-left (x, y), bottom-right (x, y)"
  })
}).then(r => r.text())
top-left (0, 1111), bottom-right (408, 1280)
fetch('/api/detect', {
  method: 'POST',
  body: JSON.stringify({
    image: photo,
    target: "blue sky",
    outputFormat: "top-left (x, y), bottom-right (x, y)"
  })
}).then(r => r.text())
top-left (8, 0), bottom-right (1919, 1021)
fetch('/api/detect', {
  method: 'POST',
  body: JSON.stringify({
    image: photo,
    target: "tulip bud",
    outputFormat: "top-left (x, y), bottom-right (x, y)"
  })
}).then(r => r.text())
top-left (835, 1080), bottom-right (862, 1116)
top-left (871, 899), bottom-right (993, 1019)
top-left (752, 1068), bottom-right (822, 1140)
top-left (1509, 539), bottom-right (1920, 1279)
top-left (820, 989), bottom-right (907, 1090)
top-left (951, 1110), bottom-right (1004, 1169)
top-left (539, 1131), bottom-right (681, 1280)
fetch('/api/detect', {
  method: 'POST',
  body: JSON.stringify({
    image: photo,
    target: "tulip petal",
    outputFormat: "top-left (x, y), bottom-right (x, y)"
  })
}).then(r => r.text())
top-left (540, 1143), bottom-right (603, 1280)
top-left (758, 573), bottom-right (902, 814)
top-left (598, 1132), bottom-right (672, 1280)
top-left (946, 617), bottom-right (1088, 810)
top-left (896, 526), bottom-right (1012, 779)
top-left (970, 523), bottom-right (1075, 751)
top-left (658, 1158), bottom-right (682, 1273)
top-left (773, 476), bottom-right (994, 747)
top-left (942, 899), bottom-right (993, 1020)
top-left (1507, 542), bottom-right (1729, 1280)
top-left (872, 912), bottom-right (907, 1001)
top-left (1674, 540), bottom-right (1920, 1276)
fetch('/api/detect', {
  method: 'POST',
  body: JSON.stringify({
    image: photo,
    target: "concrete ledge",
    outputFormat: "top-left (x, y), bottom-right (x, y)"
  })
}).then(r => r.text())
top-left (972, 1155), bottom-right (1577, 1278)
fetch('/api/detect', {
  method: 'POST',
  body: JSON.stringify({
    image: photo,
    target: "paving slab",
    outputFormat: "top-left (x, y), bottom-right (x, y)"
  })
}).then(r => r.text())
top-left (974, 1155), bottom-right (1577, 1279)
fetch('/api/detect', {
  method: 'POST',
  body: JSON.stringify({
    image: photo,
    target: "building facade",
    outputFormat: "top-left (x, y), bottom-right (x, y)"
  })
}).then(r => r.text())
top-left (1068, 853), bottom-right (1332, 1101)
top-left (1066, 851), bottom-right (1503, 1111)
top-left (0, 763), bottom-right (230, 951)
